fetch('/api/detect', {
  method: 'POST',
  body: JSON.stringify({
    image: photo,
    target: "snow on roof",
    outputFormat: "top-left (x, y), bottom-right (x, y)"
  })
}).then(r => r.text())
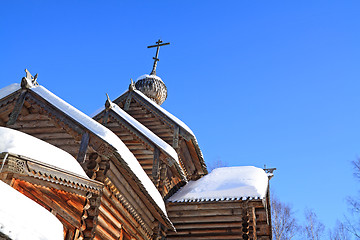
top-left (136, 74), bottom-right (163, 82)
top-left (0, 180), bottom-right (64, 240)
top-left (167, 166), bottom-right (269, 202)
top-left (0, 127), bottom-right (88, 178)
top-left (109, 102), bottom-right (179, 163)
top-left (28, 85), bottom-right (167, 215)
top-left (0, 83), bottom-right (21, 100)
top-left (133, 89), bottom-right (195, 136)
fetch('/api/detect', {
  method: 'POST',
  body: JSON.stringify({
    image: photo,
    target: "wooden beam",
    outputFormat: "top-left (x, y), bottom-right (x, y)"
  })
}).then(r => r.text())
top-left (152, 148), bottom-right (160, 184)
top-left (6, 91), bottom-right (27, 126)
top-left (102, 111), bottom-right (109, 126)
top-left (123, 92), bottom-right (133, 111)
top-left (77, 132), bottom-right (90, 163)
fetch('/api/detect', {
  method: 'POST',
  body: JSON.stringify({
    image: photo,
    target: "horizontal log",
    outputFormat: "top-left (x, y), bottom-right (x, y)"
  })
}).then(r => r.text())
top-left (169, 208), bottom-right (244, 218)
top-left (170, 215), bottom-right (243, 224)
top-left (118, 135), bottom-right (136, 141)
top-left (31, 132), bottom-right (75, 140)
top-left (167, 228), bottom-right (243, 236)
top-left (138, 159), bottom-right (153, 165)
top-left (130, 149), bottom-right (153, 155)
top-left (12, 119), bottom-right (55, 128)
top-left (167, 232), bottom-right (251, 240)
top-left (17, 113), bottom-right (50, 121)
top-left (167, 201), bottom-right (264, 211)
top-left (126, 144), bottom-right (147, 150)
top-left (173, 221), bottom-right (243, 230)
top-left (134, 154), bottom-right (153, 160)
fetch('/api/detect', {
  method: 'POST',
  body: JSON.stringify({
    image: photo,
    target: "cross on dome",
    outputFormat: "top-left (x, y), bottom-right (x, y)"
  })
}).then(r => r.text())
top-left (147, 39), bottom-right (170, 76)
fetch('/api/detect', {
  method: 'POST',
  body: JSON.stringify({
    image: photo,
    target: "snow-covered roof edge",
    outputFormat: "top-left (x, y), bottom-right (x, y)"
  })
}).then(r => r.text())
top-left (0, 127), bottom-right (88, 178)
top-left (167, 166), bottom-right (269, 203)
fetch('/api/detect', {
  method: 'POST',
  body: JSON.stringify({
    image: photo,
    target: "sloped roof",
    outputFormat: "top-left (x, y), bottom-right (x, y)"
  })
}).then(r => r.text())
top-left (115, 89), bottom-right (207, 175)
top-left (167, 166), bottom-right (269, 202)
top-left (0, 180), bottom-right (64, 240)
top-left (0, 126), bottom-right (88, 178)
top-left (0, 83), bottom-right (168, 217)
top-left (105, 101), bottom-right (179, 164)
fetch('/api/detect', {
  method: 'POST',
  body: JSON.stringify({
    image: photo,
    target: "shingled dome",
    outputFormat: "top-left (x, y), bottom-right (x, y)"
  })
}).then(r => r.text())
top-left (135, 74), bottom-right (167, 105)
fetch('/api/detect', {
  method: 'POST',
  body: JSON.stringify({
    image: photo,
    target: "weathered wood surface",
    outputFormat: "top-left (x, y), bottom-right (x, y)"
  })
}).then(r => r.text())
top-left (167, 201), bottom-right (271, 240)
top-left (14, 179), bottom-right (83, 230)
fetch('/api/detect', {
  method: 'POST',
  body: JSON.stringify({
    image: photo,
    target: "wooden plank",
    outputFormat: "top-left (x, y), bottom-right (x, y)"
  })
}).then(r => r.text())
top-left (167, 201), bottom-right (264, 211)
top-left (135, 154), bottom-right (154, 160)
top-left (169, 208), bottom-right (244, 218)
top-left (170, 215), bottom-right (243, 224)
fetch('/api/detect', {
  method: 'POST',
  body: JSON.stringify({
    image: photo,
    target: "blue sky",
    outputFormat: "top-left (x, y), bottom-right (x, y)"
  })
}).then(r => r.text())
top-left (2, 0), bottom-right (360, 233)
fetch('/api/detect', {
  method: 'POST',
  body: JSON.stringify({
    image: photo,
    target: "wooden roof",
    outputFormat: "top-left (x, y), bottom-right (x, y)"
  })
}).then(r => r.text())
top-left (113, 88), bottom-right (208, 180)
top-left (0, 81), bottom-right (174, 234)
top-left (93, 98), bottom-right (186, 198)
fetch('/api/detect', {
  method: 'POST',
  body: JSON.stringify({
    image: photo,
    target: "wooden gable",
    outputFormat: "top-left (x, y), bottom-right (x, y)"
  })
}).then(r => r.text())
top-left (93, 99), bottom-right (186, 199)
top-left (0, 79), bottom-right (173, 240)
top-left (113, 89), bottom-right (207, 181)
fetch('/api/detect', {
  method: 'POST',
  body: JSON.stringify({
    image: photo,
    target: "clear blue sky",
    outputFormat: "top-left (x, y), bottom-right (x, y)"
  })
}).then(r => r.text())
top-left (2, 0), bottom-right (360, 233)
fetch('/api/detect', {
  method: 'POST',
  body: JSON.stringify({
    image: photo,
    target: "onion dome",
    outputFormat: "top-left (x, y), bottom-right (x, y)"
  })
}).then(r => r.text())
top-left (134, 39), bottom-right (170, 105)
top-left (135, 74), bottom-right (167, 105)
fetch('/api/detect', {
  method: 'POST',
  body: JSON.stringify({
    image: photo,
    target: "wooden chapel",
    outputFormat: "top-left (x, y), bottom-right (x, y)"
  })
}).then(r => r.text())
top-left (0, 40), bottom-right (273, 240)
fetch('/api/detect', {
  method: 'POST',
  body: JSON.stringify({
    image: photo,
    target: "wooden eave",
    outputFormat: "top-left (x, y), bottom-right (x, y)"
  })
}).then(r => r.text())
top-left (0, 152), bottom-right (103, 196)
top-left (113, 90), bottom-right (208, 177)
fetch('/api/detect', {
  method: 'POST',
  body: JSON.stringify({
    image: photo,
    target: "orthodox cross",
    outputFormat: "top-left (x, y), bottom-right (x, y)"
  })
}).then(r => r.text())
top-left (147, 39), bottom-right (170, 75)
